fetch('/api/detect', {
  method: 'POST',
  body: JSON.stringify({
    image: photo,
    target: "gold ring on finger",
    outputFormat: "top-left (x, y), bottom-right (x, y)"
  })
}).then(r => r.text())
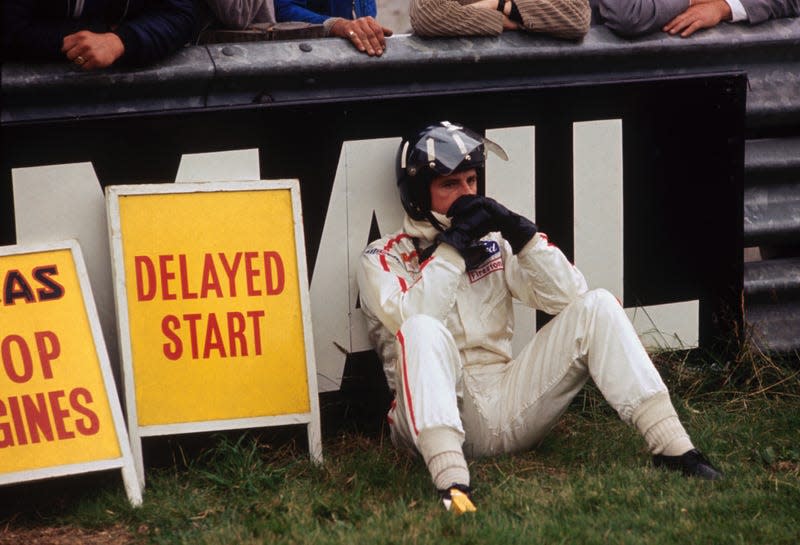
top-left (75, 56), bottom-right (86, 65)
top-left (348, 31), bottom-right (356, 37)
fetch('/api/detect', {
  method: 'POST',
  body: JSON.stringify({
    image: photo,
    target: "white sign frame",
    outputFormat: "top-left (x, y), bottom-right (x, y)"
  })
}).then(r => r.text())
top-left (106, 180), bottom-right (323, 488)
top-left (0, 240), bottom-right (142, 506)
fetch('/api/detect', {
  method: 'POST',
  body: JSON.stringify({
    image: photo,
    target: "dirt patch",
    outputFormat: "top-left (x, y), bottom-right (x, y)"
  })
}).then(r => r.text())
top-left (0, 524), bottom-right (136, 545)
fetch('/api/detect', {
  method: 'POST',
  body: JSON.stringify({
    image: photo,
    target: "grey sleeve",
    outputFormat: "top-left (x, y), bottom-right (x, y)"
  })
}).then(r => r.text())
top-left (595, 0), bottom-right (689, 36)
top-left (205, 0), bottom-right (276, 29)
top-left (740, 0), bottom-right (800, 24)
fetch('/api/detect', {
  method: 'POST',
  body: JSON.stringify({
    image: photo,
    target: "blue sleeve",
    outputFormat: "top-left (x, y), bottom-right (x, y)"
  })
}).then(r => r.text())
top-left (275, 0), bottom-right (377, 22)
top-left (275, 0), bottom-right (330, 24)
top-left (114, 0), bottom-right (195, 66)
top-left (356, 0), bottom-right (378, 18)
top-left (328, 0), bottom-right (377, 18)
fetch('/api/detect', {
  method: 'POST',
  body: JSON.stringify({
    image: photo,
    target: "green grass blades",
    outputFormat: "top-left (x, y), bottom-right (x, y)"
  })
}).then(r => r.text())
top-left (2, 350), bottom-right (798, 544)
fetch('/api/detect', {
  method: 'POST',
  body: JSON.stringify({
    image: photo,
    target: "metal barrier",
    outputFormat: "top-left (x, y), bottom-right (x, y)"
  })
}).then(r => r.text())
top-left (2, 21), bottom-right (798, 124)
top-left (2, 19), bottom-right (798, 358)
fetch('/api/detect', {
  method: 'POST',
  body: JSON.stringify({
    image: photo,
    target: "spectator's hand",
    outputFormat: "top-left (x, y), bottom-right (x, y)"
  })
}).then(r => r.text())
top-left (330, 17), bottom-right (393, 57)
top-left (663, 0), bottom-right (732, 37)
top-left (62, 31), bottom-right (125, 70)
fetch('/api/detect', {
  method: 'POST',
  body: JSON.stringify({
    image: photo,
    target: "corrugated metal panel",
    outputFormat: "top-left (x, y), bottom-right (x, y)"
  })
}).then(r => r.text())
top-left (744, 137), bottom-right (800, 353)
top-left (744, 301), bottom-right (800, 353)
top-left (745, 138), bottom-right (800, 181)
top-left (745, 257), bottom-right (800, 299)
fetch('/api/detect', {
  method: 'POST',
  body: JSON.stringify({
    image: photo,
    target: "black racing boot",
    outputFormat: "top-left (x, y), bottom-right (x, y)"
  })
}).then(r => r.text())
top-left (653, 449), bottom-right (723, 480)
top-left (438, 484), bottom-right (476, 514)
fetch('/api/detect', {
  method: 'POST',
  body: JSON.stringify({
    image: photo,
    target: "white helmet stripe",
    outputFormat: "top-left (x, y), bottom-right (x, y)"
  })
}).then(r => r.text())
top-left (452, 134), bottom-right (468, 155)
top-left (426, 137), bottom-right (436, 163)
top-left (441, 120), bottom-right (463, 132)
top-left (400, 140), bottom-right (410, 169)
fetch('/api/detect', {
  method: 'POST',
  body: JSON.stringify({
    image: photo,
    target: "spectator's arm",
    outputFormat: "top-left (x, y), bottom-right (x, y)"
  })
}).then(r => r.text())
top-left (663, 0), bottom-right (730, 36)
top-left (2, 0), bottom-right (109, 61)
top-left (514, 0), bottom-right (591, 39)
top-left (410, 0), bottom-right (507, 36)
top-left (274, 0), bottom-right (329, 24)
top-left (663, 0), bottom-right (798, 38)
top-left (112, 0), bottom-right (195, 66)
top-left (739, 0), bottom-right (800, 23)
top-left (597, 0), bottom-right (689, 37)
top-left (725, 0), bottom-right (749, 21)
top-left (410, 0), bottom-right (589, 39)
top-left (205, 0), bottom-right (274, 29)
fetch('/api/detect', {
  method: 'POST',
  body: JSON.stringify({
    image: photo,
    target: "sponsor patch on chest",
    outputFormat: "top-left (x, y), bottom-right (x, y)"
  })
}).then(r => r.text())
top-left (467, 241), bottom-right (504, 283)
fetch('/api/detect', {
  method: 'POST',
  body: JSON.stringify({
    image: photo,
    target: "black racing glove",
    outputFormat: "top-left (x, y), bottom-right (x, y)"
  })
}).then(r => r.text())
top-left (436, 194), bottom-right (497, 269)
top-left (480, 197), bottom-right (537, 254)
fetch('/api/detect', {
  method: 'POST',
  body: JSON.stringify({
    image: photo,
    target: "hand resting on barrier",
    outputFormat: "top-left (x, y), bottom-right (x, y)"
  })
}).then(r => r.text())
top-left (329, 16), bottom-right (393, 56)
top-left (62, 31), bottom-right (125, 71)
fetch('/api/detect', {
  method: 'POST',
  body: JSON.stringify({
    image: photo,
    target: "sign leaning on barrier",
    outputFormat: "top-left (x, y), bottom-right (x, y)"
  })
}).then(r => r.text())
top-left (0, 240), bottom-right (142, 506)
top-left (107, 180), bottom-right (322, 486)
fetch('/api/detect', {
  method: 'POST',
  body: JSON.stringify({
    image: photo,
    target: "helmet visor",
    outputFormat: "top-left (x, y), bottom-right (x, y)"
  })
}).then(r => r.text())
top-left (402, 123), bottom-right (508, 177)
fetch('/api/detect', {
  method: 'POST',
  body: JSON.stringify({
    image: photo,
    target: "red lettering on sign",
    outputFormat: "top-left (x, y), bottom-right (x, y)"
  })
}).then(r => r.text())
top-left (247, 310), bottom-right (265, 355)
top-left (159, 255), bottom-right (176, 301)
top-left (178, 254), bottom-right (198, 299)
top-left (245, 252), bottom-right (261, 296)
top-left (159, 311), bottom-right (266, 360)
top-left (2, 331), bottom-right (61, 384)
top-left (184, 313), bottom-right (203, 359)
top-left (219, 252), bottom-right (242, 297)
top-left (264, 252), bottom-right (285, 295)
top-left (0, 400), bottom-right (11, 447)
top-left (8, 396), bottom-right (27, 445)
top-left (228, 312), bottom-right (246, 356)
top-left (22, 392), bottom-right (53, 443)
top-left (162, 315), bottom-right (182, 361)
top-left (135, 256), bottom-right (156, 301)
top-left (1, 334), bottom-right (33, 383)
top-left (202, 312), bottom-right (225, 358)
top-left (131, 251), bottom-right (286, 301)
top-left (71, 388), bottom-right (100, 436)
top-left (34, 331), bottom-right (60, 379)
top-left (200, 254), bottom-right (223, 298)
top-left (49, 390), bottom-right (75, 440)
top-left (0, 388), bottom-right (100, 447)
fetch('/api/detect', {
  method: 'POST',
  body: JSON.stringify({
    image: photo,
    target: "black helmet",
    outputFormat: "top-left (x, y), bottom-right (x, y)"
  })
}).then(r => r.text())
top-left (397, 121), bottom-right (508, 222)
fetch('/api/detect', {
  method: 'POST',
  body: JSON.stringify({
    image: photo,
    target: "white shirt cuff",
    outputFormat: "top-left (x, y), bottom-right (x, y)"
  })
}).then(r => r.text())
top-left (725, 0), bottom-right (748, 22)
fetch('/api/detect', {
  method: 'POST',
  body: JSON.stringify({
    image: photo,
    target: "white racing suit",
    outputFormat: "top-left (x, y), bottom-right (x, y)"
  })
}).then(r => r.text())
top-left (357, 214), bottom-right (670, 458)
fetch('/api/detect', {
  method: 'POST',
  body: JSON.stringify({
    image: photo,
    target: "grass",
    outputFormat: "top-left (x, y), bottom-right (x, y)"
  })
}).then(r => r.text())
top-left (2, 348), bottom-right (799, 545)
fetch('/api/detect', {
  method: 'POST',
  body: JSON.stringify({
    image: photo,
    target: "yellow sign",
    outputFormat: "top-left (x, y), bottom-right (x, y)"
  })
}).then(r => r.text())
top-left (0, 247), bottom-right (121, 473)
top-left (116, 186), bottom-right (311, 426)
